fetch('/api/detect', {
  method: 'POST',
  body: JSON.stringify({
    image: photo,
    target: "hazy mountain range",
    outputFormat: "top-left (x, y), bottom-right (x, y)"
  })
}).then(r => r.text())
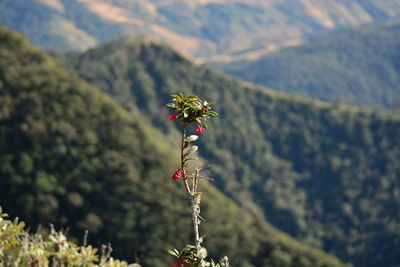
top-left (1, 0), bottom-right (400, 59)
top-left (212, 22), bottom-right (400, 110)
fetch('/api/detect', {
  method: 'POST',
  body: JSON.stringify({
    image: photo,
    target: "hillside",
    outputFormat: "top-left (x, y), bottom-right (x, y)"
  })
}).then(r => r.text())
top-left (0, 26), bottom-right (350, 267)
top-left (59, 38), bottom-right (400, 267)
top-left (212, 23), bottom-right (400, 110)
top-left (1, 0), bottom-right (400, 58)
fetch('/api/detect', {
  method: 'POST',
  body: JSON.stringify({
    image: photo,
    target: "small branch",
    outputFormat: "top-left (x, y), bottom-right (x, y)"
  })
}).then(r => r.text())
top-left (193, 169), bottom-right (199, 193)
top-left (198, 214), bottom-right (206, 222)
top-left (192, 173), bottom-right (196, 190)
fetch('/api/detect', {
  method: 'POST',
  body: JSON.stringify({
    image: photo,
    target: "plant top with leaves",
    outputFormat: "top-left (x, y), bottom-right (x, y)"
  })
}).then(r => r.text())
top-left (166, 93), bottom-right (228, 267)
top-left (167, 93), bottom-right (217, 133)
top-left (167, 93), bottom-right (218, 194)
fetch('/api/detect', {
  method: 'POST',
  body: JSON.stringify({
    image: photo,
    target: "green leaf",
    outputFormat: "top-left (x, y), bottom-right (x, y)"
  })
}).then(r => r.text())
top-left (171, 94), bottom-right (181, 102)
top-left (166, 103), bottom-right (176, 108)
top-left (184, 146), bottom-right (198, 157)
top-left (184, 135), bottom-right (199, 147)
top-left (186, 135), bottom-right (199, 142)
top-left (184, 157), bottom-right (198, 163)
top-left (165, 249), bottom-right (180, 257)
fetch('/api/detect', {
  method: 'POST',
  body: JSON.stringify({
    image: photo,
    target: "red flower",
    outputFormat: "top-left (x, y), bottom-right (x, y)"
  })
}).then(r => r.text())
top-left (195, 125), bottom-right (205, 134)
top-left (169, 259), bottom-right (185, 267)
top-left (171, 168), bottom-right (183, 181)
top-left (168, 112), bottom-right (179, 121)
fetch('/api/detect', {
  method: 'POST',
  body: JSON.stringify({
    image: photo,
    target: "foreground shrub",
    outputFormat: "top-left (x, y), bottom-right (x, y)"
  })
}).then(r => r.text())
top-left (0, 207), bottom-right (139, 267)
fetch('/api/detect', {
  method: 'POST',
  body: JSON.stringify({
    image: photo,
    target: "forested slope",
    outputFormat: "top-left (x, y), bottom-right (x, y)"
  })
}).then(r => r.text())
top-left (213, 23), bottom-right (400, 110)
top-left (59, 38), bottom-right (400, 267)
top-left (0, 26), bottom-right (349, 267)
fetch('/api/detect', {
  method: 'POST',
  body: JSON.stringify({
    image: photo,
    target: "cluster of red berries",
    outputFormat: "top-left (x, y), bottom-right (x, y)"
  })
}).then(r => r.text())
top-left (170, 168), bottom-right (189, 181)
top-left (168, 112), bottom-right (179, 121)
top-left (169, 112), bottom-right (205, 134)
top-left (195, 125), bottom-right (205, 134)
top-left (171, 168), bottom-right (182, 181)
top-left (169, 259), bottom-right (185, 267)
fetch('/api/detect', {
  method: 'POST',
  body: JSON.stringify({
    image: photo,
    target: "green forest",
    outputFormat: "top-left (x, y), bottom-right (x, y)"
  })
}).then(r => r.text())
top-left (57, 37), bottom-right (400, 267)
top-left (0, 26), bottom-right (350, 267)
top-left (213, 23), bottom-right (400, 110)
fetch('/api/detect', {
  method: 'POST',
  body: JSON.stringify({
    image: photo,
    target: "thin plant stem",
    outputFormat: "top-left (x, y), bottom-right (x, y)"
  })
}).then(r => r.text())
top-left (181, 122), bottom-right (191, 196)
top-left (180, 121), bottom-right (201, 249)
top-left (191, 192), bottom-right (201, 250)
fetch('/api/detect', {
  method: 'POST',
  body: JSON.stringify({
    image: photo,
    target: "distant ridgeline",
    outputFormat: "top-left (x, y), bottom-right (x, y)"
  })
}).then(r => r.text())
top-left (1, 0), bottom-right (400, 57)
top-left (0, 26), bottom-right (349, 267)
top-left (212, 23), bottom-right (400, 110)
top-left (58, 37), bottom-right (400, 267)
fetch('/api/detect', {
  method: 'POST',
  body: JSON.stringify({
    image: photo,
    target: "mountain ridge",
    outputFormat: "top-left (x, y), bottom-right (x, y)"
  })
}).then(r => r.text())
top-left (212, 22), bottom-right (400, 110)
top-left (2, 0), bottom-right (400, 58)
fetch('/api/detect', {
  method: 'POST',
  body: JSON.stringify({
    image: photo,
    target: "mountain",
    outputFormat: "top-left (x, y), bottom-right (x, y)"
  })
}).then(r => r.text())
top-left (1, 0), bottom-right (400, 58)
top-left (0, 26), bottom-right (350, 267)
top-left (58, 37), bottom-right (400, 267)
top-left (212, 23), bottom-right (400, 110)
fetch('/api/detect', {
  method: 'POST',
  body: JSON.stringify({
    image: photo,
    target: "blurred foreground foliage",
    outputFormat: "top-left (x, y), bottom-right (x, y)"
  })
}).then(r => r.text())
top-left (0, 207), bottom-right (138, 267)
